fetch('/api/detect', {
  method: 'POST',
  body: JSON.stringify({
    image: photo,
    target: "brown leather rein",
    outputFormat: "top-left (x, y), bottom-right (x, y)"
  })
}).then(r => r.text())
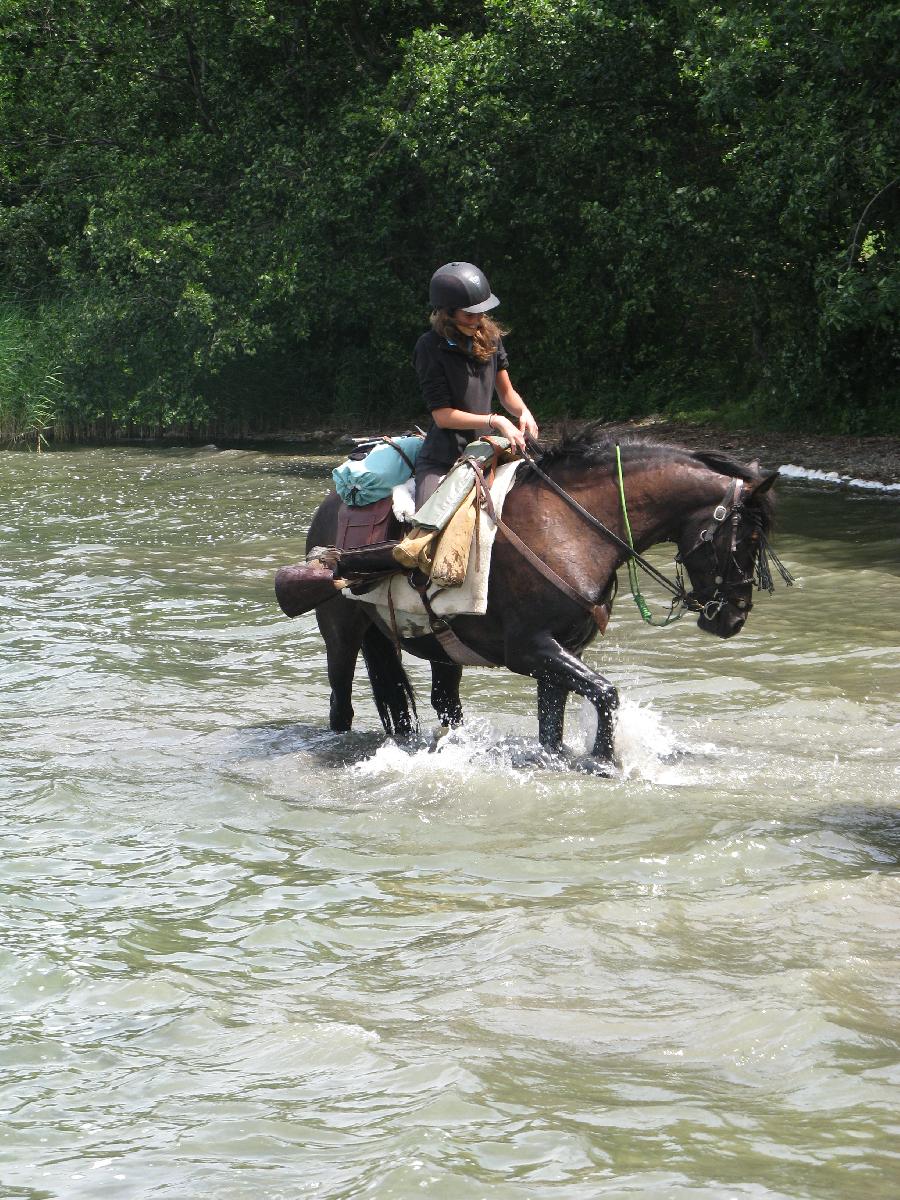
top-left (517, 450), bottom-right (701, 608)
top-left (468, 458), bottom-right (614, 631)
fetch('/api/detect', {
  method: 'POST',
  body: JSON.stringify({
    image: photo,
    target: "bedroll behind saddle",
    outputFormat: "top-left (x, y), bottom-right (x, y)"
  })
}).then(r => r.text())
top-left (332, 435), bottom-right (423, 507)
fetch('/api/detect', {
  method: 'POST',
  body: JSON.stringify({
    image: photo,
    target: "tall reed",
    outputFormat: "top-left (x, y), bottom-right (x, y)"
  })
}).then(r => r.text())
top-left (0, 303), bottom-right (61, 451)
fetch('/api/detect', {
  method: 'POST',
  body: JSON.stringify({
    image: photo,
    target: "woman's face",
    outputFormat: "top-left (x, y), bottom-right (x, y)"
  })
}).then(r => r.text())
top-left (452, 309), bottom-right (484, 338)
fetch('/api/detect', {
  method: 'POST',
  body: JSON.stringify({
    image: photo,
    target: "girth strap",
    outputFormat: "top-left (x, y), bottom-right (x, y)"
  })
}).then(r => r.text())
top-left (414, 582), bottom-right (499, 667)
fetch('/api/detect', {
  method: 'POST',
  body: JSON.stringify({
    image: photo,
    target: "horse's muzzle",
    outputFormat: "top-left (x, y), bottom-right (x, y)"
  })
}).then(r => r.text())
top-left (698, 604), bottom-right (748, 639)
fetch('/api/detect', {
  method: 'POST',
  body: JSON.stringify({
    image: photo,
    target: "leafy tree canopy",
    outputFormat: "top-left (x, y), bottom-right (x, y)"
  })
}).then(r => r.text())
top-left (0, 0), bottom-right (896, 439)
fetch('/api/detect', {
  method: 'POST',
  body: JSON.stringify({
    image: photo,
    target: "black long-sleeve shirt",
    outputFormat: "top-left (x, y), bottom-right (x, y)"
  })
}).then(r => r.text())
top-left (413, 329), bottom-right (509, 469)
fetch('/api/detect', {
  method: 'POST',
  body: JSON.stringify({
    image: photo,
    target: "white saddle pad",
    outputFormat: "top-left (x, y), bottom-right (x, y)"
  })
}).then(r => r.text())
top-left (344, 459), bottom-right (521, 639)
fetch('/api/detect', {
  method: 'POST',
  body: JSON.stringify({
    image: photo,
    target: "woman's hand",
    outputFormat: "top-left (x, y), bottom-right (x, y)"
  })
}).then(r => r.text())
top-left (495, 373), bottom-right (539, 446)
top-left (490, 413), bottom-right (528, 454)
top-left (517, 406), bottom-right (539, 442)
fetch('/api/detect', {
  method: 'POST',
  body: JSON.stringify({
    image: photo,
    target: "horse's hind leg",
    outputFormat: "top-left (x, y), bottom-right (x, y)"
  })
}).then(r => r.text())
top-left (430, 662), bottom-right (463, 728)
top-left (360, 625), bottom-right (418, 739)
top-left (316, 600), bottom-right (370, 732)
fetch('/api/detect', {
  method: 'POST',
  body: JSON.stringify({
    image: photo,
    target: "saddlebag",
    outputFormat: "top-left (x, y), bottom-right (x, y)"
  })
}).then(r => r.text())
top-left (336, 494), bottom-right (396, 550)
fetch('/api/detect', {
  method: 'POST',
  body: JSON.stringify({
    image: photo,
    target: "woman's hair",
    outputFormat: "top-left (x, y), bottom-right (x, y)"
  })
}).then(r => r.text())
top-left (431, 309), bottom-right (508, 364)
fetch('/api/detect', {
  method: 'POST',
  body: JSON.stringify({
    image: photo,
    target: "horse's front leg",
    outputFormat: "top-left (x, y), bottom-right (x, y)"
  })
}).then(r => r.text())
top-left (430, 661), bottom-right (463, 728)
top-left (512, 634), bottom-right (619, 767)
top-left (536, 675), bottom-right (567, 751)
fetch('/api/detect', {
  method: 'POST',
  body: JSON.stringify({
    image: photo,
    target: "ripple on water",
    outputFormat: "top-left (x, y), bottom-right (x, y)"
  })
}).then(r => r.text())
top-left (1, 449), bottom-right (899, 1199)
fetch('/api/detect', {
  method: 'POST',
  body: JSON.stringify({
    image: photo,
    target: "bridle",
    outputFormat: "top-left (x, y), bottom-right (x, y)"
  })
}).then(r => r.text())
top-left (676, 477), bottom-right (755, 621)
top-left (516, 446), bottom-right (790, 626)
top-left (675, 475), bottom-right (794, 618)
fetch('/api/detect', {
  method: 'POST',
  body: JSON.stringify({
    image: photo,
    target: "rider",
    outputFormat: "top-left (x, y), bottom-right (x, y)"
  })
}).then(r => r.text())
top-left (413, 261), bottom-right (539, 505)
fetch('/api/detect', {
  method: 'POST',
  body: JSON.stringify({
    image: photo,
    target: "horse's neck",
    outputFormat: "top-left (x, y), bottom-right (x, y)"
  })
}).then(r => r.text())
top-left (617, 460), bottom-right (729, 552)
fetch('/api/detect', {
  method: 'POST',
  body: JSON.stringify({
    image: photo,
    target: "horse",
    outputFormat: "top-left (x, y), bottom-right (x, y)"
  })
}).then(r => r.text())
top-left (281, 430), bottom-right (788, 771)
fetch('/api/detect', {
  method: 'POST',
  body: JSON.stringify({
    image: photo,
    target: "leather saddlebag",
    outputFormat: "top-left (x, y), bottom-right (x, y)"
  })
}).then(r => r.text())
top-left (336, 495), bottom-right (395, 550)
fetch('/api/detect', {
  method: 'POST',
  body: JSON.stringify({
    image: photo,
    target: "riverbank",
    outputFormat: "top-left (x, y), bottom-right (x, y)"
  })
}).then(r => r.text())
top-left (600, 418), bottom-right (900, 488)
top-left (255, 418), bottom-right (900, 488)
top-left (39, 417), bottom-right (900, 489)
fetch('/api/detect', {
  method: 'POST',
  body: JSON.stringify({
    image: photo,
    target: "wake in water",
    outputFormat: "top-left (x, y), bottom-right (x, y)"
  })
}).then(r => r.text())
top-left (778, 463), bottom-right (900, 492)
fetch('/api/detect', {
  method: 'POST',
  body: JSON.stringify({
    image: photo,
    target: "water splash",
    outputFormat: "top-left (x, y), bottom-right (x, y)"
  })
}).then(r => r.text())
top-left (348, 701), bottom-right (702, 789)
top-left (576, 696), bottom-right (706, 785)
top-left (350, 717), bottom-right (553, 785)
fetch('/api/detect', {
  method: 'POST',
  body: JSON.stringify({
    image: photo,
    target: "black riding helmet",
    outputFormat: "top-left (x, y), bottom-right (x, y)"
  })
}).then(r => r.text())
top-left (429, 262), bottom-right (499, 313)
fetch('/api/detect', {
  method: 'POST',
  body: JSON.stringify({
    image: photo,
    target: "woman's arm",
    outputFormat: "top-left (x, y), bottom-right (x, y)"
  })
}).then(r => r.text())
top-left (431, 404), bottom-right (529, 454)
top-left (495, 370), bottom-right (539, 442)
top-left (430, 406), bottom-right (496, 435)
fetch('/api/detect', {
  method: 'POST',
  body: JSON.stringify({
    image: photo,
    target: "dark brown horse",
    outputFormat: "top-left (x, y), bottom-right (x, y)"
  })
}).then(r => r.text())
top-left (285, 431), bottom-right (786, 770)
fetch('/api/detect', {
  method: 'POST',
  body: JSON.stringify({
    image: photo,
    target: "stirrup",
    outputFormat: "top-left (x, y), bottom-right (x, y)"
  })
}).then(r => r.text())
top-left (275, 561), bottom-right (347, 617)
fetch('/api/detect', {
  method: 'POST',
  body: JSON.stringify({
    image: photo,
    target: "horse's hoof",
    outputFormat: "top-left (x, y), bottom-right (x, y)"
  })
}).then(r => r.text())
top-left (427, 724), bottom-right (451, 753)
top-left (393, 730), bottom-right (424, 753)
top-left (576, 754), bottom-right (617, 777)
top-left (507, 743), bottom-right (570, 770)
top-left (659, 747), bottom-right (692, 764)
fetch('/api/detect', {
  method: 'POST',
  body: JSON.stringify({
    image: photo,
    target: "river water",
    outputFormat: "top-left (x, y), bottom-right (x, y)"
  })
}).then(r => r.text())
top-left (2, 446), bottom-right (898, 1200)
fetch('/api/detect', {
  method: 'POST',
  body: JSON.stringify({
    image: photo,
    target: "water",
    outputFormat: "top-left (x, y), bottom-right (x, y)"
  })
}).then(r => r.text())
top-left (2, 447), bottom-right (898, 1200)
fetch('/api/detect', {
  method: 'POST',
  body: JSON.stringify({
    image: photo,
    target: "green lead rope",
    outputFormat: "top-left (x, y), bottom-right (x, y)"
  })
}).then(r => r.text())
top-left (615, 444), bottom-right (685, 627)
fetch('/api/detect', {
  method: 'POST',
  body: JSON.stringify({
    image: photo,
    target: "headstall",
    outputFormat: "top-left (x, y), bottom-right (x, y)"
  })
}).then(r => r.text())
top-left (520, 445), bottom-right (792, 626)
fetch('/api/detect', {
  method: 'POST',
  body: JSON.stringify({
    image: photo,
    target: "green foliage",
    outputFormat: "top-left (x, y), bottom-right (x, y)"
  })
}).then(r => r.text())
top-left (0, 0), bottom-right (896, 438)
top-left (0, 304), bottom-right (62, 449)
top-left (679, 0), bottom-right (900, 431)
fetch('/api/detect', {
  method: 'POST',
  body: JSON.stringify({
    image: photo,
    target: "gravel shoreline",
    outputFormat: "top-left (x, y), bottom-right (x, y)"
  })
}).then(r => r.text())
top-left (591, 419), bottom-right (900, 487)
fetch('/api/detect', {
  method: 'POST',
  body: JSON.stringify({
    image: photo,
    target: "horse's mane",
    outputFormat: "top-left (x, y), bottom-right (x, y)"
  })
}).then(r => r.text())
top-left (532, 424), bottom-right (776, 526)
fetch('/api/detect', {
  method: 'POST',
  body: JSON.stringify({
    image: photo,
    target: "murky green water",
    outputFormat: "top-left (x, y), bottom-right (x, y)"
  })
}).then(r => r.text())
top-left (2, 446), bottom-right (898, 1200)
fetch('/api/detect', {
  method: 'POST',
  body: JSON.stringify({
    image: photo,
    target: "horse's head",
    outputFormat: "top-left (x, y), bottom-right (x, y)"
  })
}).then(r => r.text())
top-left (676, 468), bottom-right (782, 639)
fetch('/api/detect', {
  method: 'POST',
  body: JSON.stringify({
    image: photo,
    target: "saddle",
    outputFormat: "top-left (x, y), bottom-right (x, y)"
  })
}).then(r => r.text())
top-left (275, 441), bottom-right (511, 625)
top-left (333, 438), bottom-right (512, 583)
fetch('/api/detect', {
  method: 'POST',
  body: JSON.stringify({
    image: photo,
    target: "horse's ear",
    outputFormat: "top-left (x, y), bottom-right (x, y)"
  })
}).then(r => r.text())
top-left (748, 459), bottom-right (760, 473)
top-left (749, 470), bottom-right (779, 496)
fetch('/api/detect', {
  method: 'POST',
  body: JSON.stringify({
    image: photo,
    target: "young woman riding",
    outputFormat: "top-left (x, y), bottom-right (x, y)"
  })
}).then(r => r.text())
top-left (413, 261), bottom-right (539, 504)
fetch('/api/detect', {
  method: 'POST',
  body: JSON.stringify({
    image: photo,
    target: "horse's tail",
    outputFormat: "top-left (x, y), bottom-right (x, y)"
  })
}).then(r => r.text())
top-left (361, 625), bottom-right (418, 739)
